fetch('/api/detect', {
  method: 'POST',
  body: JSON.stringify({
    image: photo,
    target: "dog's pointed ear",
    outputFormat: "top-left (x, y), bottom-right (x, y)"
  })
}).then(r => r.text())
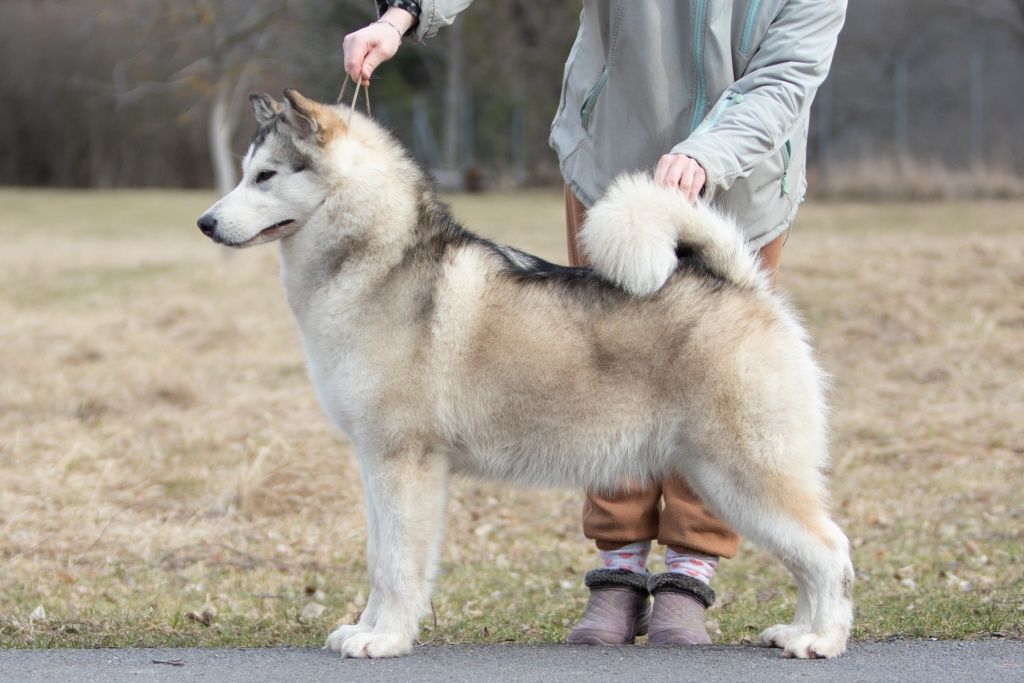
top-left (250, 92), bottom-right (282, 125)
top-left (282, 89), bottom-right (317, 137)
top-left (282, 89), bottom-right (341, 144)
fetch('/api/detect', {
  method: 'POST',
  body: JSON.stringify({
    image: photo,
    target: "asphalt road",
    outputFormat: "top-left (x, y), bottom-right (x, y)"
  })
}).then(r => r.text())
top-left (1, 640), bottom-right (1021, 682)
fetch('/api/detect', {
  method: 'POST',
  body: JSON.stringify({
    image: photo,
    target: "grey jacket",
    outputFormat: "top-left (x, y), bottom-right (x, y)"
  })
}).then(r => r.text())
top-left (412, 0), bottom-right (847, 248)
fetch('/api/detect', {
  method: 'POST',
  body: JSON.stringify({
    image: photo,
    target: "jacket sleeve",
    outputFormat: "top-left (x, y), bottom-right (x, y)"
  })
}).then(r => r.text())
top-left (412, 0), bottom-right (475, 42)
top-left (671, 0), bottom-right (847, 198)
top-left (375, 0), bottom-right (473, 42)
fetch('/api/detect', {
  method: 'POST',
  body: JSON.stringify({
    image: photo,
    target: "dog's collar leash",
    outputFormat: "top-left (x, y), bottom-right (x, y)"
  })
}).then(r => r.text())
top-left (336, 74), bottom-right (372, 125)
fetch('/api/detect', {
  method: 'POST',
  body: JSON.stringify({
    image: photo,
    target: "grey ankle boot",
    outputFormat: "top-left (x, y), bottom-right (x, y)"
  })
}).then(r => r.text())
top-left (566, 569), bottom-right (650, 645)
top-left (647, 572), bottom-right (716, 646)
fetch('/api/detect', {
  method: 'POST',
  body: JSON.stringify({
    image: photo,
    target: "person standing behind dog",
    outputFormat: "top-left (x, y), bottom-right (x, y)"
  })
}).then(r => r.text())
top-left (344, 0), bottom-right (847, 647)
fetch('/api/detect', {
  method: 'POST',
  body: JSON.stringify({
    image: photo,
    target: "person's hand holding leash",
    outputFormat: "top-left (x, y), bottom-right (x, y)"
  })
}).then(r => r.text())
top-left (655, 153), bottom-right (706, 203)
top-left (343, 7), bottom-right (415, 86)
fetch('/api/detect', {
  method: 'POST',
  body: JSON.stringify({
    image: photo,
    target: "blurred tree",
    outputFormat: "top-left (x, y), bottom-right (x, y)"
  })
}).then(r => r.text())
top-left (113, 0), bottom-right (303, 195)
top-left (959, 0), bottom-right (1024, 45)
top-left (0, 0), bottom-right (1022, 192)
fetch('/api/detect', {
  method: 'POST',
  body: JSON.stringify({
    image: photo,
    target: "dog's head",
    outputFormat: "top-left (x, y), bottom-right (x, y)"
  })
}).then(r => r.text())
top-left (197, 89), bottom-right (348, 248)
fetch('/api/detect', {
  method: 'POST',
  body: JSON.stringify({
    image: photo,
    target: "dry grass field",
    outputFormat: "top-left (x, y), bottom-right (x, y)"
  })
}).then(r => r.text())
top-left (1, 189), bottom-right (1022, 648)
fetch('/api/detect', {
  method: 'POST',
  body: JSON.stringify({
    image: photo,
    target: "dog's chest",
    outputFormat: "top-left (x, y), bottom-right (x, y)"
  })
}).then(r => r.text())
top-left (283, 300), bottom-right (364, 436)
top-left (299, 334), bottom-right (366, 435)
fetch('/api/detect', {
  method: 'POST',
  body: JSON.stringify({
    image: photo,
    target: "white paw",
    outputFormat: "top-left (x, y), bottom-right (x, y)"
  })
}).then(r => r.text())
top-left (759, 623), bottom-right (811, 649)
top-left (783, 631), bottom-right (848, 659)
top-left (324, 624), bottom-right (371, 652)
top-left (338, 631), bottom-right (414, 658)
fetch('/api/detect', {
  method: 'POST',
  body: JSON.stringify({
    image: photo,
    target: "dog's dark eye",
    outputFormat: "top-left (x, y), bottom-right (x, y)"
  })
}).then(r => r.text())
top-left (256, 170), bottom-right (276, 184)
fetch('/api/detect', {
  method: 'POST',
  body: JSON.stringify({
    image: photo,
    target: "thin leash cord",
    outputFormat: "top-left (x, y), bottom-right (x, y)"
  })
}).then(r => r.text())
top-left (336, 74), bottom-right (372, 123)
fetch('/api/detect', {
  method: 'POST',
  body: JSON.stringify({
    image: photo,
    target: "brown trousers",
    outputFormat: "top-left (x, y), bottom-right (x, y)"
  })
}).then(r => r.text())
top-left (564, 186), bottom-right (786, 558)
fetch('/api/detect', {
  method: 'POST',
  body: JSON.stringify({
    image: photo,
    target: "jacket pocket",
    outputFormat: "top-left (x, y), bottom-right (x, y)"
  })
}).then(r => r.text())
top-left (552, 33), bottom-right (584, 131)
top-left (580, 66), bottom-right (609, 131)
top-left (781, 140), bottom-right (793, 196)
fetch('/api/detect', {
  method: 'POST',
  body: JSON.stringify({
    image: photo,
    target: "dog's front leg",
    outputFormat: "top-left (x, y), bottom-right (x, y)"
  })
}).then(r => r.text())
top-left (324, 460), bottom-right (385, 651)
top-left (332, 447), bottom-right (449, 658)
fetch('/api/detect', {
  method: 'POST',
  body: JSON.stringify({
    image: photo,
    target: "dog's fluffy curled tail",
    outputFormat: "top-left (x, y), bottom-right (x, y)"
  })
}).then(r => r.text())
top-left (579, 174), bottom-right (766, 297)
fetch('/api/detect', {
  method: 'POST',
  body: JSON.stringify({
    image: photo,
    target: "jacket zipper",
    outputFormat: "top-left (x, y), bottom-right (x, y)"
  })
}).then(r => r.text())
top-left (692, 91), bottom-right (744, 137)
top-left (712, 92), bottom-right (744, 129)
top-left (580, 66), bottom-right (609, 130)
top-left (740, 0), bottom-right (762, 53)
top-left (781, 140), bottom-right (792, 195)
top-left (687, 0), bottom-right (709, 134)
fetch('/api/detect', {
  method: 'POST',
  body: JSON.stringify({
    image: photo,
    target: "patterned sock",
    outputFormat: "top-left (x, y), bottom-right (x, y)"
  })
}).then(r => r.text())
top-left (664, 548), bottom-right (718, 585)
top-left (598, 541), bottom-right (652, 574)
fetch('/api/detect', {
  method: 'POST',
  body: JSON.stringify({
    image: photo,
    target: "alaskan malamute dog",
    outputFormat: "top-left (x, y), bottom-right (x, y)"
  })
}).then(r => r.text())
top-left (198, 90), bottom-right (854, 659)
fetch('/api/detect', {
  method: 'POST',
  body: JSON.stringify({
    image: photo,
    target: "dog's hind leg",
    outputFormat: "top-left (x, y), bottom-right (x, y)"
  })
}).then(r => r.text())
top-left (683, 460), bottom-right (854, 659)
top-left (759, 562), bottom-right (813, 649)
top-left (332, 447), bottom-right (449, 658)
top-left (772, 513), bottom-right (854, 659)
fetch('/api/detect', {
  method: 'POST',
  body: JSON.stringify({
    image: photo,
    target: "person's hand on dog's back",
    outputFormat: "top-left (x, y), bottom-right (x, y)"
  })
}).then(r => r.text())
top-left (655, 154), bottom-right (707, 204)
top-left (343, 7), bottom-right (416, 86)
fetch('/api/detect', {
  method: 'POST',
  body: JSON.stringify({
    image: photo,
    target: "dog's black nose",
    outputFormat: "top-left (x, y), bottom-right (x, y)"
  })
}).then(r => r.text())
top-left (197, 214), bottom-right (218, 236)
